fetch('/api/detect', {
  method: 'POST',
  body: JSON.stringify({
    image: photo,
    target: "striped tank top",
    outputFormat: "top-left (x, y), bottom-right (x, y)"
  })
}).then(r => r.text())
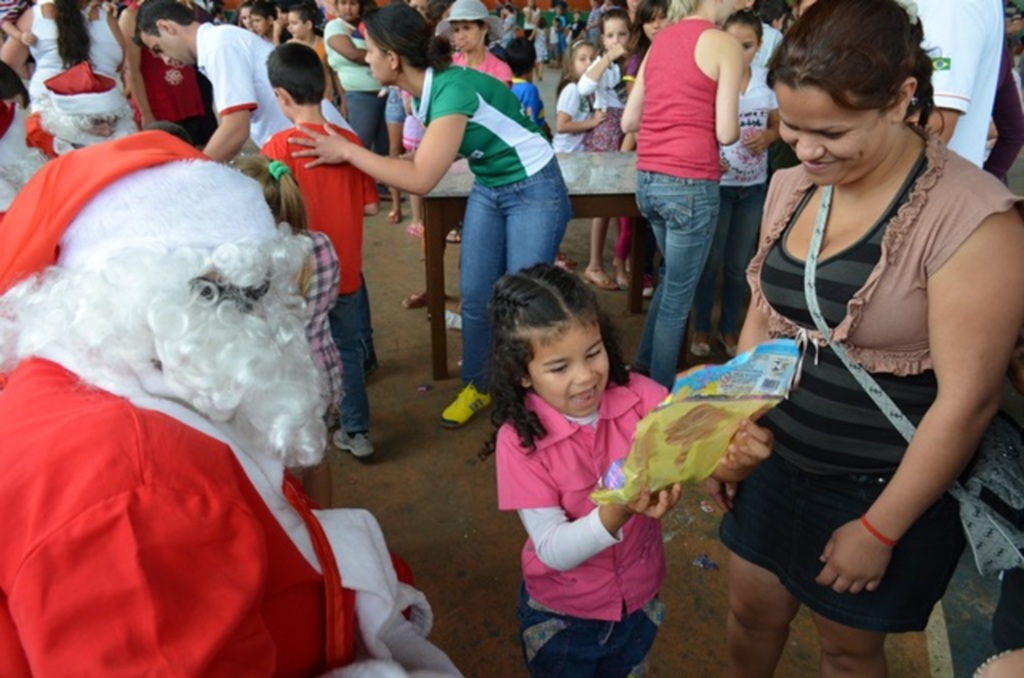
top-left (759, 156), bottom-right (936, 475)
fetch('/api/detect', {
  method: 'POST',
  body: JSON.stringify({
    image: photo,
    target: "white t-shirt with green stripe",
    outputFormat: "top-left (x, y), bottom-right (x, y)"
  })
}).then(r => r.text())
top-left (414, 67), bottom-right (554, 188)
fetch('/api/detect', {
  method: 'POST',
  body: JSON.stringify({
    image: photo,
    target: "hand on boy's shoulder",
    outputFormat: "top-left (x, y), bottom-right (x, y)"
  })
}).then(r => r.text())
top-left (291, 123), bottom-right (361, 147)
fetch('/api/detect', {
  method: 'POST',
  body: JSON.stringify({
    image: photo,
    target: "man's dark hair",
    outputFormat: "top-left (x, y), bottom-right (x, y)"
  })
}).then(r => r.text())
top-left (267, 42), bottom-right (325, 104)
top-left (137, 0), bottom-right (196, 39)
top-left (504, 37), bottom-right (535, 78)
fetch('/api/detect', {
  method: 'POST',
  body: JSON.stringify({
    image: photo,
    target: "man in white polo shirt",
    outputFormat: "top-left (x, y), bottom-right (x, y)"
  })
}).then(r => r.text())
top-left (136, 0), bottom-right (349, 162)
top-left (916, 0), bottom-right (1003, 167)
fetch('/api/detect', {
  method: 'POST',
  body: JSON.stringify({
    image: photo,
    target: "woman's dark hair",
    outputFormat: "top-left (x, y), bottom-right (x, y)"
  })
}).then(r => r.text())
top-left (724, 8), bottom-right (762, 40)
top-left (479, 264), bottom-right (630, 460)
top-left (363, 3), bottom-right (451, 71)
top-left (287, 2), bottom-right (318, 25)
top-left (628, 0), bottom-right (668, 63)
top-left (769, 0), bottom-right (932, 127)
top-left (426, 0), bottom-right (454, 22)
top-left (54, 0), bottom-right (91, 70)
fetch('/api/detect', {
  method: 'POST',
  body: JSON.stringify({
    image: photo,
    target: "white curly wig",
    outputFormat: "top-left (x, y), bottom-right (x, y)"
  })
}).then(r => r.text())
top-left (0, 160), bottom-right (327, 467)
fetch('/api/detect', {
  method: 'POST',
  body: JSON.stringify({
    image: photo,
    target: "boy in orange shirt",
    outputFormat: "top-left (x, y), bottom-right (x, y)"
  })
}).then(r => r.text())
top-left (262, 42), bottom-right (380, 459)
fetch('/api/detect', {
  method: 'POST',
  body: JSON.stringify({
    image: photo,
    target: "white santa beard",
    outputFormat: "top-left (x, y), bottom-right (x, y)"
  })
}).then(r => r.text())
top-left (0, 235), bottom-right (327, 467)
top-left (0, 105), bottom-right (46, 209)
top-left (37, 97), bottom-right (138, 154)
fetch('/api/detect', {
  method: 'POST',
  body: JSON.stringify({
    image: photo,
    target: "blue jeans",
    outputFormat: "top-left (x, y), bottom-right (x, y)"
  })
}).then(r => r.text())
top-left (692, 183), bottom-right (766, 335)
top-left (634, 171), bottom-right (719, 389)
top-left (460, 158), bottom-right (571, 391)
top-left (359, 277), bottom-right (375, 356)
top-left (344, 90), bottom-right (388, 155)
top-left (328, 281), bottom-right (372, 434)
top-left (517, 583), bottom-right (664, 677)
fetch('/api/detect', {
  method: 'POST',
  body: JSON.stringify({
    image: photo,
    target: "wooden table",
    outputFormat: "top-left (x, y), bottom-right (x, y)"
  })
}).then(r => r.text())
top-left (423, 151), bottom-right (644, 380)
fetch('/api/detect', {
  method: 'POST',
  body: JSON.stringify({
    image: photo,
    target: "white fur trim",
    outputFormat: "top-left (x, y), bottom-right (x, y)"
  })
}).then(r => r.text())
top-left (58, 161), bottom-right (278, 272)
top-left (48, 88), bottom-right (127, 116)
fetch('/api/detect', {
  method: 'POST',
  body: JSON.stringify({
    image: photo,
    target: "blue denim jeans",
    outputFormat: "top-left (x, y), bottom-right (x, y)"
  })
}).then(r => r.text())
top-left (328, 281), bottom-right (372, 434)
top-left (460, 158), bottom-right (571, 391)
top-left (344, 90), bottom-right (388, 155)
top-left (517, 583), bottom-right (664, 677)
top-left (634, 171), bottom-right (719, 388)
top-left (358, 278), bottom-right (375, 356)
top-left (693, 183), bottom-right (766, 335)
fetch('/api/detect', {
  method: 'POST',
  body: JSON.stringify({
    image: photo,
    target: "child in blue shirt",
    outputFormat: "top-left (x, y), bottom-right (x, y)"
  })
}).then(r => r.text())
top-left (506, 37), bottom-right (551, 139)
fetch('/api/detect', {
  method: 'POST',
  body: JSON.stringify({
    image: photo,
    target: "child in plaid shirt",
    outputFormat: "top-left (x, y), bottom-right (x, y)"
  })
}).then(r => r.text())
top-left (261, 42), bottom-right (380, 461)
top-left (233, 153), bottom-right (342, 507)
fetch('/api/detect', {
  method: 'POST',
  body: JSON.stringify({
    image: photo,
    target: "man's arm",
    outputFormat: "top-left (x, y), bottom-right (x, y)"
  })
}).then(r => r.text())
top-left (203, 109), bottom-right (252, 162)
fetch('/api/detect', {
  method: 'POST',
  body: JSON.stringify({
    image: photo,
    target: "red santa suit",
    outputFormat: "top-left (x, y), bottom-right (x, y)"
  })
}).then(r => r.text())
top-left (0, 134), bottom-right (458, 676)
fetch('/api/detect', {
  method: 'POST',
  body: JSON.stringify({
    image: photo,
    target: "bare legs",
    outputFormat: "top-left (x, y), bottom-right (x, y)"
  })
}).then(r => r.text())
top-left (726, 553), bottom-right (888, 678)
top-left (386, 120), bottom-right (403, 223)
top-left (584, 217), bottom-right (628, 290)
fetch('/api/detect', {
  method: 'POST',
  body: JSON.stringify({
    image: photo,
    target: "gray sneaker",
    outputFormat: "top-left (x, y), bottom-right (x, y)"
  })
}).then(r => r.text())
top-left (332, 430), bottom-right (374, 459)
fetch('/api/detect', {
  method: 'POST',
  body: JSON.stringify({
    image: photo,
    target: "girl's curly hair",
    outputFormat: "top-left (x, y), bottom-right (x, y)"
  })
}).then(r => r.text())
top-left (479, 264), bottom-right (629, 460)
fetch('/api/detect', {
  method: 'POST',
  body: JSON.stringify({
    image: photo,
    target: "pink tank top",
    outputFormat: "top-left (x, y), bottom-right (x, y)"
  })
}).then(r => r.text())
top-left (637, 19), bottom-right (720, 181)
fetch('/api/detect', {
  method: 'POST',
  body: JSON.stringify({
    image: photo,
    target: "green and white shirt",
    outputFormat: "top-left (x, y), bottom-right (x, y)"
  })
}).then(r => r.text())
top-left (415, 67), bottom-right (554, 187)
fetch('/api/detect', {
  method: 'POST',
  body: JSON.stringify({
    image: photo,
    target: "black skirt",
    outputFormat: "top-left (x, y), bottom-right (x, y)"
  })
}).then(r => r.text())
top-left (720, 452), bottom-right (965, 633)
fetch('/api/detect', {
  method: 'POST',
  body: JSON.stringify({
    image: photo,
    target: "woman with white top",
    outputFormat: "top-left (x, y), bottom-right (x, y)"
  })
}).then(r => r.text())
top-left (324, 0), bottom-right (387, 154)
top-left (7, 0), bottom-right (124, 107)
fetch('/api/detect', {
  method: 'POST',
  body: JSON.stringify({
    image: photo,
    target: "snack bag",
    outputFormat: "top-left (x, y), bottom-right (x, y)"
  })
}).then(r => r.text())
top-left (592, 339), bottom-right (800, 505)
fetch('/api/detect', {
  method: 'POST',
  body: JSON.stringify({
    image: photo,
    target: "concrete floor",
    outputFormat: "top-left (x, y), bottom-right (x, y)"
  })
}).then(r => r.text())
top-left (323, 65), bottom-right (1020, 677)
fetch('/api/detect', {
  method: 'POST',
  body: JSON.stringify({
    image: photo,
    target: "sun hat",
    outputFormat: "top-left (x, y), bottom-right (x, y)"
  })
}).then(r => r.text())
top-left (436, 0), bottom-right (503, 42)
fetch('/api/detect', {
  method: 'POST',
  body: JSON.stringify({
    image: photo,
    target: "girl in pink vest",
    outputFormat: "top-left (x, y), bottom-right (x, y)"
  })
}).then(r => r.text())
top-left (486, 263), bottom-right (771, 676)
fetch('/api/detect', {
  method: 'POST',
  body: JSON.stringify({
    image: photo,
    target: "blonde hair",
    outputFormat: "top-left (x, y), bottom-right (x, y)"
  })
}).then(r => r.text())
top-left (666, 0), bottom-right (698, 23)
top-left (231, 155), bottom-right (313, 296)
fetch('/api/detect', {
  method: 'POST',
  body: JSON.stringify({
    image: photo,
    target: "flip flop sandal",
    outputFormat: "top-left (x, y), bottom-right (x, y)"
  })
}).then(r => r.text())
top-left (583, 269), bottom-right (619, 291)
top-left (401, 291), bottom-right (428, 309)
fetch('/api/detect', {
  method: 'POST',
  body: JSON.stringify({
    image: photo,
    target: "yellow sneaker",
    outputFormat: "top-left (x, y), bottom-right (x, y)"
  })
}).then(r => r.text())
top-left (440, 382), bottom-right (491, 428)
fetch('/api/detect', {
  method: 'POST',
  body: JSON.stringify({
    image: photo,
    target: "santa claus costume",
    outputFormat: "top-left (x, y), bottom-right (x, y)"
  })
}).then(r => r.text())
top-left (0, 133), bottom-right (459, 677)
top-left (25, 61), bottom-right (137, 158)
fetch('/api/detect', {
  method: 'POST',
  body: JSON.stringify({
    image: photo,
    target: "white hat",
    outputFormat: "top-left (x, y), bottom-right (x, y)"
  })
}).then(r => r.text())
top-left (0, 133), bottom-right (276, 292)
top-left (436, 0), bottom-right (503, 42)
